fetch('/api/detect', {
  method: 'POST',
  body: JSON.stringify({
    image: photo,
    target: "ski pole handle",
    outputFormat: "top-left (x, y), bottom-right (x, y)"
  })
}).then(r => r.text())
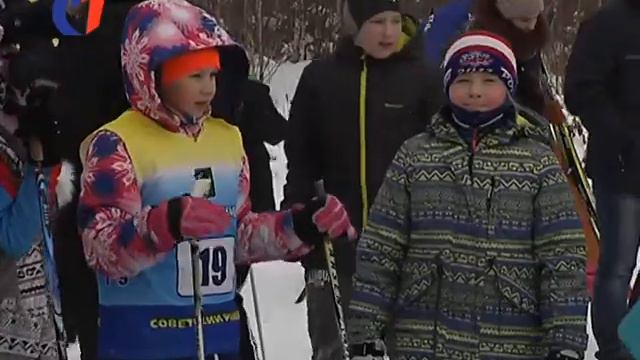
top-left (29, 137), bottom-right (44, 164)
top-left (314, 179), bottom-right (327, 202)
top-left (191, 179), bottom-right (212, 198)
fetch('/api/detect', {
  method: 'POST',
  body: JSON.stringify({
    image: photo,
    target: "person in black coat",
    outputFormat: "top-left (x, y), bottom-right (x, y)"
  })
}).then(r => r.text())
top-left (212, 51), bottom-right (288, 360)
top-left (282, 0), bottom-right (443, 358)
top-left (212, 52), bottom-right (287, 214)
top-left (232, 79), bottom-right (287, 212)
top-left (564, 1), bottom-right (640, 359)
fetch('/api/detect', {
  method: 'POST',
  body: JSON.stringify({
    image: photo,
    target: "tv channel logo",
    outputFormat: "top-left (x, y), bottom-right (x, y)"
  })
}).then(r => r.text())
top-left (52, 0), bottom-right (105, 36)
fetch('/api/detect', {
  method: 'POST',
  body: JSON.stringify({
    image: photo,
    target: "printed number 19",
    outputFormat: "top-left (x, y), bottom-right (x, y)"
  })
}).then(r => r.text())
top-left (199, 246), bottom-right (227, 287)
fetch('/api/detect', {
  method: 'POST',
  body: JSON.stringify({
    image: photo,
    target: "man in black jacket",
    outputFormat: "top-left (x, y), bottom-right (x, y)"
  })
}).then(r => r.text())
top-left (283, 0), bottom-right (443, 358)
top-left (564, 1), bottom-right (640, 359)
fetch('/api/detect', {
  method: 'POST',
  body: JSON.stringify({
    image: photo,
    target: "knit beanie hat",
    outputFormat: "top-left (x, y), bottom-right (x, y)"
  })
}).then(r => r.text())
top-left (443, 30), bottom-right (518, 95)
top-left (495, 0), bottom-right (544, 19)
top-left (347, 0), bottom-right (400, 28)
top-left (161, 48), bottom-right (221, 86)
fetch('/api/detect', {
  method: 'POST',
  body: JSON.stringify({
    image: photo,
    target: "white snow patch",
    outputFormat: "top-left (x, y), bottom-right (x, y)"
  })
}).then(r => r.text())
top-left (264, 60), bottom-right (310, 209)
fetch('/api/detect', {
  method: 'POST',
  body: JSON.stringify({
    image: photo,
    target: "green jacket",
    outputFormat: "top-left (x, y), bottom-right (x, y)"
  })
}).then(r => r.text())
top-left (348, 109), bottom-right (588, 359)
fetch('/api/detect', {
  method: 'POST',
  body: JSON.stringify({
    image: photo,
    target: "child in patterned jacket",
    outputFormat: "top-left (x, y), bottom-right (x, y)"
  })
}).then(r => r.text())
top-left (348, 31), bottom-right (588, 360)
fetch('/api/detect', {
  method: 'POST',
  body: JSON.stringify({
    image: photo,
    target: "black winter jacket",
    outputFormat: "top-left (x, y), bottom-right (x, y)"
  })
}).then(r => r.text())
top-left (283, 27), bottom-right (444, 274)
top-left (565, 0), bottom-right (640, 194)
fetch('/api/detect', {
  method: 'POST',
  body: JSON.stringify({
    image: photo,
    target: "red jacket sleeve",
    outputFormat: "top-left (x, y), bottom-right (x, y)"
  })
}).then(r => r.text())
top-left (78, 130), bottom-right (173, 279)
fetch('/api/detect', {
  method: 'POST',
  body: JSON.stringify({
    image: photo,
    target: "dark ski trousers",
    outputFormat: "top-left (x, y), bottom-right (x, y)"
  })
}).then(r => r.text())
top-left (236, 289), bottom-right (257, 360)
top-left (304, 269), bottom-right (352, 360)
top-left (592, 182), bottom-right (640, 360)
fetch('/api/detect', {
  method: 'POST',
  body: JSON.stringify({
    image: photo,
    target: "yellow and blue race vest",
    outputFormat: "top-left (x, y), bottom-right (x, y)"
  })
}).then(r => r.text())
top-left (83, 110), bottom-right (244, 359)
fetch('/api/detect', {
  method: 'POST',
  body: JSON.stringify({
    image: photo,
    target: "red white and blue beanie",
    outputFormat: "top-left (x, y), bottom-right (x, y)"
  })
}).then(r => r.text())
top-left (443, 30), bottom-right (518, 95)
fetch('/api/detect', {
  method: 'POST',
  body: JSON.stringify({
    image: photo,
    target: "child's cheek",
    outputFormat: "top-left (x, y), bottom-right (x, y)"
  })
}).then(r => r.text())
top-left (487, 87), bottom-right (508, 108)
top-left (448, 86), bottom-right (466, 107)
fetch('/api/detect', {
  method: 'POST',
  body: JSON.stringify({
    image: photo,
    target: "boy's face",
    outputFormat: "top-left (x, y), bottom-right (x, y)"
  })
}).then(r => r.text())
top-left (449, 72), bottom-right (508, 112)
top-left (161, 68), bottom-right (217, 118)
top-left (354, 11), bottom-right (402, 59)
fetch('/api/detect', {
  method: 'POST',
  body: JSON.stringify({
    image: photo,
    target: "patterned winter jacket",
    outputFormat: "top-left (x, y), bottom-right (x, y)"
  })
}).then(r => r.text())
top-left (348, 109), bottom-right (589, 359)
top-left (0, 124), bottom-right (64, 360)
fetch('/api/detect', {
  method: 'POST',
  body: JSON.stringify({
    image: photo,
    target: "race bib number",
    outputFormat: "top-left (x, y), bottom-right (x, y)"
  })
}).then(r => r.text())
top-left (177, 237), bottom-right (235, 297)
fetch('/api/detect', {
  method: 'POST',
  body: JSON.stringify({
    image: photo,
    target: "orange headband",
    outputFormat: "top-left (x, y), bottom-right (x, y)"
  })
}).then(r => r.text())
top-left (161, 48), bottom-right (221, 86)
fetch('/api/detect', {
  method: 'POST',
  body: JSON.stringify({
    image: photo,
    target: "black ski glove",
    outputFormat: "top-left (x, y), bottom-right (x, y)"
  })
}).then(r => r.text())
top-left (349, 340), bottom-right (386, 359)
top-left (546, 350), bottom-right (581, 360)
top-left (291, 196), bottom-right (325, 246)
top-left (9, 81), bottom-right (61, 166)
top-left (291, 194), bottom-right (357, 246)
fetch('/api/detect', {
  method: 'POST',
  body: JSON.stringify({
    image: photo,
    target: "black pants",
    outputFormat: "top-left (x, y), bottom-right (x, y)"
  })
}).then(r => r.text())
top-left (591, 183), bottom-right (640, 360)
top-left (304, 269), bottom-right (352, 360)
top-left (236, 291), bottom-right (257, 360)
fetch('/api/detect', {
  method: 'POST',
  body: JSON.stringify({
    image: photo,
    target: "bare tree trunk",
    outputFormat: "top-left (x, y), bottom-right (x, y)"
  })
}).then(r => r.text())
top-left (203, 0), bottom-right (609, 84)
top-left (256, 0), bottom-right (264, 80)
top-left (242, 0), bottom-right (249, 46)
top-left (213, 0), bottom-right (222, 19)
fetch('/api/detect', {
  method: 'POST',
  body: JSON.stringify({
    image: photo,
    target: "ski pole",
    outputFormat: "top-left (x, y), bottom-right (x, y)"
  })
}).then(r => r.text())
top-left (189, 179), bottom-right (211, 360)
top-left (248, 267), bottom-right (267, 360)
top-left (314, 180), bottom-right (350, 360)
top-left (30, 138), bottom-right (68, 360)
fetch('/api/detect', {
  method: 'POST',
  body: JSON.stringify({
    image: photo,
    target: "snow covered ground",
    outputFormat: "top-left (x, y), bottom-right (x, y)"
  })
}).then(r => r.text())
top-left (66, 60), bottom-right (639, 360)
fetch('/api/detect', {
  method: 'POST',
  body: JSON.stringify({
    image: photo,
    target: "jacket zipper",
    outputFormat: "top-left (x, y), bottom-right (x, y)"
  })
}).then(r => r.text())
top-left (468, 128), bottom-right (479, 178)
top-left (359, 58), bottom-right (369, 228)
